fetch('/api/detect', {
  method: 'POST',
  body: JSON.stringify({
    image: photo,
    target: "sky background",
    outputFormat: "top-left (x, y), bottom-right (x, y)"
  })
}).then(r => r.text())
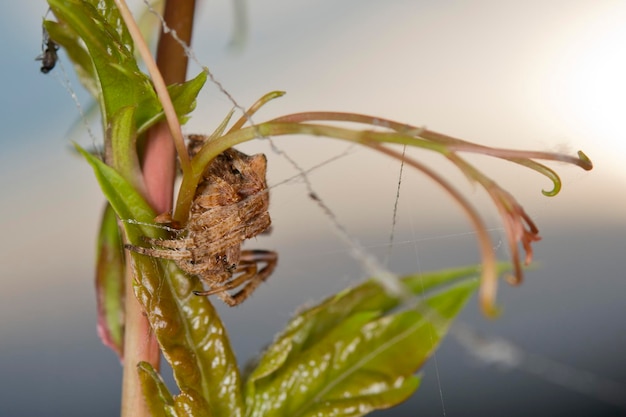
top-left (1, 1), bottom-right (625, 416)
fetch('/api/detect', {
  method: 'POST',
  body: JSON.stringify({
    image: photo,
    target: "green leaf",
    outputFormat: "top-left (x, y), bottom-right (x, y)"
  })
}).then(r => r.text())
top-left (137, 361), bottom-right (178, 417)
top-left (77, 145), bottom-right (244, 417)
top-left (108, 105), bottom-right (144, 193)
top-left (245, 266), bottom-right (481, 417)
top-left (137, 71), bottom-right (208, 135)
top-left (95, 203), bottom-right (125, 358)
top-left (174, 389), bottom-right (213, 417)
top-left (133, 263), bottom-right (244, 417)
top-left (74, 144), bottom-right (155, 240)
top-left (48, 0), bottom-right (159, 131)
top-left (48, 1), bottom-right (206, 140)
top-left (251, 265), bottom-right (482, 378)
top-left (85, 0), bottom-right (133, 48)
top-left (299, 376), bottom-right (420, 417)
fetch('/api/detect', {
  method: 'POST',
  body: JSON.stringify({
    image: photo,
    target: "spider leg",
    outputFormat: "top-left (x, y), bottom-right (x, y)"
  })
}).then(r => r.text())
top-left (126, 244), bottom-right (191, 261)
top-left (181, 261), bottom-right (227, 277)
top-left (239, 249), bottom-right (278, 266)
top-left (194, 249), bottom-right (277, 306)
top-left (193, 260), bottom-right (258, 296)
top-left (200, 261), bottom-right (258, 297)
top-left (128, 243), bottom-right (230, 280)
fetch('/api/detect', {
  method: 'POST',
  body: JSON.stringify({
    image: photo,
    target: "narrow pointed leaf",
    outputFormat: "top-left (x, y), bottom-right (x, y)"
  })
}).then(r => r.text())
top-left (137, 71), bottom-right (208, 135)
top-left (95, 203), bottom-right (125, 358)
top-left (74, 145), bottom-right (155, 239)
top-left (108, 105), bottom-right (144, 193)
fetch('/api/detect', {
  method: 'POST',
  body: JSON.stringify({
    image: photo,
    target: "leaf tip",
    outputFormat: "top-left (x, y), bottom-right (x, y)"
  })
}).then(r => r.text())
top-left (480, 298), bottom-right (502, 319)
top-left (577, 150), bottom-right (593, 170)
top-left (540, 176), bottom-right (561, 197)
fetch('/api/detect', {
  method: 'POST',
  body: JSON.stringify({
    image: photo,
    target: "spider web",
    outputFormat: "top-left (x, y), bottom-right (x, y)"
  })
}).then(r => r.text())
top-left (55, 2), bottom-right (626, 415)
top-left (142, 6), bottom-right (626, 413)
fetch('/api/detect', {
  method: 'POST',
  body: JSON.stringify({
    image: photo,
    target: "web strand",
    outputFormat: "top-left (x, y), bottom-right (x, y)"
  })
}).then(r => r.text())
top-left (65, 4), bottom-right (624, 413)
top-left (142, 0), bottom-right (408, 296)
top-left (384, 144), bottom-right (406, 266)
top-left (40, 9), bottom-right (104, 157)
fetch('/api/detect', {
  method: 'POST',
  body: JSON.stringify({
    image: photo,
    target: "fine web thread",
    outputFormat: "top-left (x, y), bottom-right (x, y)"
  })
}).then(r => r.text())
top-left (59, 4), bottom-right (626, 413)
top-left (384, 144), bottom-right (406, 266)
top-left (40, 8), bottom-right (101, 158)
top-left (297, 220), bottom-right (626, 410)
top-left (408, 208), bottom-right (447, 416)
top-left (268, 145), bottom-right (356, 190)
top-left (136, 3), bottom-right (626, 411)
top-left (142, 0), bottom-right (410, 298)
top-left (386, 144), bottom-right (447, 415)
top-left (450, 322), bottom-right (626, 408)
top-left (52, 56), bottom-right (102, 160)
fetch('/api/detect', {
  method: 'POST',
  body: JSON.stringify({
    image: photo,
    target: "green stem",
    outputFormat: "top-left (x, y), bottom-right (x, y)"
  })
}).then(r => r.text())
top-left (174, 121), bottom-right (450, 223)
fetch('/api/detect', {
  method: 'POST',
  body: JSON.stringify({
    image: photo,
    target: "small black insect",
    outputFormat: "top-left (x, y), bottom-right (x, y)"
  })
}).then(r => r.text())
top-left (36, 27), bottom-right (59, 74)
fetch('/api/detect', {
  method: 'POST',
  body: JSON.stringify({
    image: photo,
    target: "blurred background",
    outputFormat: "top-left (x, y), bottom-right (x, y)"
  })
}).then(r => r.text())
top-left (1, 1), bottom-right (625, 416)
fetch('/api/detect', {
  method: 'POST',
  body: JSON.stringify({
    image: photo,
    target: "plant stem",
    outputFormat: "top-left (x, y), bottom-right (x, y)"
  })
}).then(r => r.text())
top-left (118, 1), bottom-right (196, 416)
top-left (142, 0), bottom-right (196, 210)
top-left (120, 254), bottom-right (160, 417)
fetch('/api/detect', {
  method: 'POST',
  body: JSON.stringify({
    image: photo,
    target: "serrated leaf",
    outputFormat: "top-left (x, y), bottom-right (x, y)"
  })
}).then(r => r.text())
top-left (77, 145), bottom-right (244, 417)
top-left (48, 0), bottom-right (160, 131)
top-left (137, 71), bottom-right (208, 135)
top-left (48, 0), bottom-right (205, 140)
top-left (250, 265), bottom-right (482, 381)
top-left (137, 361), bottom-right (178, 417)
top-left (245, 267), bottom-right (480, 417)
top-left (95, 203), bottom-right (125, 358)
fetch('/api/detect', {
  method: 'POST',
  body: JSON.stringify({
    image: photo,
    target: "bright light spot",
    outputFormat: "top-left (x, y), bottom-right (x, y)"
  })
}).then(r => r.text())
top-left (561, 22), bottom-right (626, 145)
top-left (539, 5), bottom-right (626, 178)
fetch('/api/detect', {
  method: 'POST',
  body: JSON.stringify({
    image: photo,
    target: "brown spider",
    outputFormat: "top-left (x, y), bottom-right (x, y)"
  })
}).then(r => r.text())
top-left (128, 137), bottom-right (277, 306)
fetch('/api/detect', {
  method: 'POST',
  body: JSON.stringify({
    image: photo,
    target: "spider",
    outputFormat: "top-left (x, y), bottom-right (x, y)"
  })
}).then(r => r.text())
top-left (128, 137), bottom-right (277, 306)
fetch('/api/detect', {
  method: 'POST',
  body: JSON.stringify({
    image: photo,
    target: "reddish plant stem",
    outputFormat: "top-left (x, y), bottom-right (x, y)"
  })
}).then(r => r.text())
top-left (120, 1), bottom-right (196, 416)
top-left (121, 254), bottom-right (160, 417)
top-left (143, 0), bottom-right (196, 211)
top-left (138, 0), bottom-right (197, 360)
top-left (140, 0), bottom-right (196, 358)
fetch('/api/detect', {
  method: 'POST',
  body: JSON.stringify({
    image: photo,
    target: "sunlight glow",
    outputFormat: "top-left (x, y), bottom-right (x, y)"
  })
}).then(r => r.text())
top-left (562, 23), bottom-right (626, 144)
top-left (543, 5), bottom-right (626, 177)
